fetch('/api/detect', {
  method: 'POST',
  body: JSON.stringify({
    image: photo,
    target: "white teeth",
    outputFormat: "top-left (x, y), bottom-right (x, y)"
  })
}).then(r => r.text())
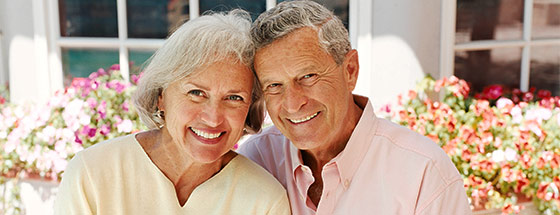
top-left (289, 112), bottom-right (319, 124)
top-left (191, 128), bottom-right (222, 139)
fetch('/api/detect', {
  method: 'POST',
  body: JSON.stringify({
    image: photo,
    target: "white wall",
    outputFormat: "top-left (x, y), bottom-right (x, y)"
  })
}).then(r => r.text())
top-left (0, 1), bottom-right (10, 87)
top-left (2, 0), bottom-right (38, 104)
top-left (353, 0), bottom-right (443, 110)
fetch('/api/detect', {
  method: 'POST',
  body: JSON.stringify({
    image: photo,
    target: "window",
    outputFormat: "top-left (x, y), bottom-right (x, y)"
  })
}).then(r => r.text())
top-left (53, 0), bottom-right (351, 87)
top-left (278, 0), bottom-right (349, 29)
top-left (454, 0), bottom-right (560, 96)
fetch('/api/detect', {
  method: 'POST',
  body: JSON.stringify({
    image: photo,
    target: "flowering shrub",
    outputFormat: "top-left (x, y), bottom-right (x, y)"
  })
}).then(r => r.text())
top-left (383, 76), bottom-right (560, 214)
top-left (0, 65), bottom-right (146, 181)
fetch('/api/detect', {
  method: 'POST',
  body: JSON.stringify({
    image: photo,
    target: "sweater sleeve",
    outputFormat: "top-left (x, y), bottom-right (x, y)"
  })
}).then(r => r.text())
top-left (53, 153), bottom-right (95, 215)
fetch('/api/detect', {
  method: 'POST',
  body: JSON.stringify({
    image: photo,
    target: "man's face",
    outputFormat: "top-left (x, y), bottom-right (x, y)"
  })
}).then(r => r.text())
top-left (254, 27), bottom-right (359, 152)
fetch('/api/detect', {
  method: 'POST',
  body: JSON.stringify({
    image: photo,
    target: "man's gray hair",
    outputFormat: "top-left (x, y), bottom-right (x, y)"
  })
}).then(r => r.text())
top-left (133, 10), bottom-right (264, 132)
top-left (251, 0), bottom-right (351, 64)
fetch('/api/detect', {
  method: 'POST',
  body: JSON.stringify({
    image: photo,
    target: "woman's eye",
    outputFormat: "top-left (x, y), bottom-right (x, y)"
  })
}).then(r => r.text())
top-left (188, 90), bottom-right (204, 97)
top-left (227, 95), bottom-right (244, 101)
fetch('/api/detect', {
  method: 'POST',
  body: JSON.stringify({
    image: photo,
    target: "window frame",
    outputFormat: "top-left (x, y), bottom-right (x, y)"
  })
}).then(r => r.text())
top-left (46, 0), bottom-right (357, 91)
top-left (442, 0), bottom-right (560, 92)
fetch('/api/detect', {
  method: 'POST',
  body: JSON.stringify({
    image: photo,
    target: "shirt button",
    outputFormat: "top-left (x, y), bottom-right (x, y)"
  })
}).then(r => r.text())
top-left (344, 179), bottom-right (351, 188)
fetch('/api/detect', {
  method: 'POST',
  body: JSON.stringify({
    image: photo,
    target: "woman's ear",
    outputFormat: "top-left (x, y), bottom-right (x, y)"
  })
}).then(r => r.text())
top-left (157, 89), bottom-right (165, 112)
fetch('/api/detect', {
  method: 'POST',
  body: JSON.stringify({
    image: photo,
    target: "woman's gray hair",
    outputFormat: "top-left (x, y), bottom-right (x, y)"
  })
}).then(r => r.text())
top-left (133, 9), bottom-right (264, 133)
top-left (251, 0), bottom-right (351, 64)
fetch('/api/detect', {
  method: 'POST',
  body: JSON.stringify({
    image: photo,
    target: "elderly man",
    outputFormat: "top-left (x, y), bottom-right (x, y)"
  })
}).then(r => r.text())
top-left (238, 1), bottom-right (471, 214)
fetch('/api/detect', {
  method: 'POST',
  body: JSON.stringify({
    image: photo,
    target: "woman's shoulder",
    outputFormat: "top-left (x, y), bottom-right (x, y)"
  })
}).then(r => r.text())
top-left (66, 134), bottom-right (140, 172)
top-left (76, 134), bottom-right (138, 159)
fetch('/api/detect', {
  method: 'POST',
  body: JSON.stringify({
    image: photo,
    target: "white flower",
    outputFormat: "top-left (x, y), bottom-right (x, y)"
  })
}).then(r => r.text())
top-left (491, 149), bottom-right (505, 163)
top-left (64, 99), bottom-right (85, 118)
top-left (496, 98), bottom-right (513, 109)
top-left (528, 123), bottom-right (542, 137)
top-left (117, 119), bottom-right (133, 133)
top-left (511, 106), bottom-right (523, 124)
top-left (504, 148), bottom-right (518, 161)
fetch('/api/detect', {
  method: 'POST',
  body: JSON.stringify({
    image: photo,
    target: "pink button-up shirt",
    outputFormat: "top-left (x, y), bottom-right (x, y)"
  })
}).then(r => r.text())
top-left (238, 95), bottom-right (471, 214)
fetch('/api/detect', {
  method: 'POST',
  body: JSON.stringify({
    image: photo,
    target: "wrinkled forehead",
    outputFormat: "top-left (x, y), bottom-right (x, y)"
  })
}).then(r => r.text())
top-left (254, 28), bottom-right (336, 70)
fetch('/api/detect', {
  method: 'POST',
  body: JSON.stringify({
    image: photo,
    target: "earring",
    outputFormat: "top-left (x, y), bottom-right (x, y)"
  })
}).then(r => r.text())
top-left (153, 109), bottom-right (164, 119)
top-left (153, 109), bottom-right (165, 129)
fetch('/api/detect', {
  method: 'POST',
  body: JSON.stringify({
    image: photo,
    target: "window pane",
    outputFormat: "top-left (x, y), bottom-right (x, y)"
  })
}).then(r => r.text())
top-left (454, 47), bottom-right (522, 93)
top-left (127, 0), bottom-right (189, 39)
top-left (532, 1), bottom-right (560, 39)
top-left (456, 0), bottom-right (524, 44)
top-left (62, 49), bottom-right (119, 86)
top-left (277, 0), bottom-right (349, 30)
top-left (200, 0), bottom-right (266, 21)
top-left (58, 0), bottom-right (118, 37)
top-left (129, 49), bottom-right (155, 76)
top-left (530, 46), bottom-right (560, 96)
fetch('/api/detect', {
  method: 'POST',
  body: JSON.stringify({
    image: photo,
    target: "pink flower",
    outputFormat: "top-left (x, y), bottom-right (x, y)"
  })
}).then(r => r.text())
top-left (86, 97), bottom-right (98, 109)
top-left (100, 124), bottom-right (111, 135)
top-left (97, 68), bottom-right (108, 76)
top-left (81, 125), bottom-right (97, 138)
top-left (109, 64), bottom-right (120, 71)
top-left (379, 103), bottom-right (391, 113)
top-left (74, 135), bottom-right (83, 144)
top-left (121, 101), bottom-right (129, 112)
top-left (97, 101), bottom-right (107, 119)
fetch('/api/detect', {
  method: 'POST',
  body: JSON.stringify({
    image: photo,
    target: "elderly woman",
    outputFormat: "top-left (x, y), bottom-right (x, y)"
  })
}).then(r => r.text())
top-left (54, 10), bottom-right (290, 214)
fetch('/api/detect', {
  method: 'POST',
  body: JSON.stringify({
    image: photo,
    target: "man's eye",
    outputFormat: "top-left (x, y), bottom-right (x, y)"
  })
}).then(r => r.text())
top-left (188, 90), bottom-right (204, 97)
top-left (226, 95), bottom-right (244, 101)
top-left (300, 73), bottom-right (318, 85)
top-left (302, 74), bottom-right (317, 79)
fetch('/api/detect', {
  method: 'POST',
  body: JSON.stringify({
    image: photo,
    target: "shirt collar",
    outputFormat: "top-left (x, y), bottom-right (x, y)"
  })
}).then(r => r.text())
top-left (288, 95), bottom-right (379, 190)
top-left (332, 95), bottom-right (378, 189)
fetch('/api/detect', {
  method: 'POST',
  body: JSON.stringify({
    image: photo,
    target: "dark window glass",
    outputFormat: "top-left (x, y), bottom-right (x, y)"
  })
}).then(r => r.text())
top-left (62, 48), bottom-right (119, 86)
top-left (532, 2), bottom-right (560, 39)
top-left (277, 0), bottom-right (349, 30)
top-left (530, 46), bottom-right (560, 96)
top-left (58, 0), bottom-right (118, 37)
top-left (200, 0), bottom-right (266, 21)
top-left (127, 0), bottom-right (190, 38)
top-left (455, 0), bottom-right (524, 44)
top-left (454, 47), bottom-right (522, 93)
top-left (129, 49), bottom-right (155, 76)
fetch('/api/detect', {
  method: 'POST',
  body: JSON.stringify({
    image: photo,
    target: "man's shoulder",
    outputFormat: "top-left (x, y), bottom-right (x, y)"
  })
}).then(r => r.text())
top-left (370, 118), bottom-right (460, 180)
top-left (238, 126), bottom-right (288, 155)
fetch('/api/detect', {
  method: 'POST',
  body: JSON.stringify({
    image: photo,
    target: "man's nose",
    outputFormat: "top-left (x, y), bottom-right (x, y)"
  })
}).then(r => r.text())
top-left (282, 84), bottom-right (307, 113)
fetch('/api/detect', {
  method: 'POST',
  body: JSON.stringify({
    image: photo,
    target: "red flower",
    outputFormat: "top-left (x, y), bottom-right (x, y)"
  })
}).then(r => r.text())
top-left (538, 89), bottom-right (552, 99)
top-left (522, 92), bottom-right (534, 102)
top-left (482, 84), bottom-right (503, 100)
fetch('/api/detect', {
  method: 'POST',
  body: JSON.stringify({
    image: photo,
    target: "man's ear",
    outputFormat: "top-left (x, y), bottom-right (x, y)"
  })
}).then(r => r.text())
top-left (343, 49), bottom-right (359, 91)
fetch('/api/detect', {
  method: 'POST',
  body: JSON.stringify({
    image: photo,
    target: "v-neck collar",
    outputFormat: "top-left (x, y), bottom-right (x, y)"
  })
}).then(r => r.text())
top-left (131, 133), bottom-right (241, 208)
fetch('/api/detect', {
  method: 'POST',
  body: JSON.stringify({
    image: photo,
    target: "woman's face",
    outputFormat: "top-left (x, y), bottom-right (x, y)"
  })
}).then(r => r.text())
top-left (158, 59), bottom-right (253, 164)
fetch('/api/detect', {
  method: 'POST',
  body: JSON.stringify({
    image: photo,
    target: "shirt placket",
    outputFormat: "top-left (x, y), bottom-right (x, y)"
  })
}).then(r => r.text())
top-left (316, 163), bottom-right (340, 215)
